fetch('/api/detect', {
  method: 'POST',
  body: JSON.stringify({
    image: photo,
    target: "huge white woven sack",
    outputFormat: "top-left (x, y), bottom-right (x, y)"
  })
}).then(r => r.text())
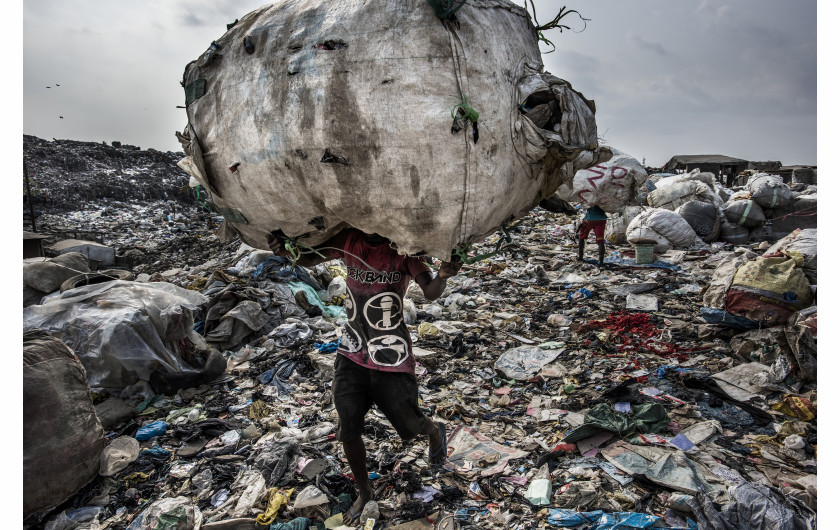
top-left (178, 0), bottom-right (606, 259)
top-left (553, 147), bottom-right (648, 213)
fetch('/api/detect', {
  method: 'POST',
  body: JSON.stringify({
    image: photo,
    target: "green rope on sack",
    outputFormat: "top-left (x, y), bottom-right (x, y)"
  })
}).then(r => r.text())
top-left (426, 0), bottom-right (467, 19)
top-left (194, 184), bottom-right (217, 214)
top-left (282, 238), bottom-right (329, 269)
top-left (451, 92), bottom-right (479, 125)
top-left (283, 240), bottom-right (302, 266)
top-left (452, 219), bottom-right (523, 265)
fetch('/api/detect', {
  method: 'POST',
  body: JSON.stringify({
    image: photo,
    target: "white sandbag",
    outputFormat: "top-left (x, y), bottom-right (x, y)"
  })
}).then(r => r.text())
top-left (747, 173), bottom-right (793, 209)
top-left (654, 168), bottom-right (716, 191)
top-left (676, 200), bottom-right (720, 243)
top-left (605, 206), bottom-right (644, 244)
top-left (626, 208), bottom-right (701, 252)
top-left (553, 147), bottom-right (648, 212)
top-left (647, 180), bottom-right (718, 211)
top-left (723, 199), bottom-right (765, 228)
top-left (179, 0), bottom-right (606, 259)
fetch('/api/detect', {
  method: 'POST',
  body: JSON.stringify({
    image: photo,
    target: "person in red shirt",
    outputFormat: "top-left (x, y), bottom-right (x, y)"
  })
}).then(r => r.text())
top-left (577, 205), bottom-right (607, 266)
top-left (267, 228), bottom-right (461, 525)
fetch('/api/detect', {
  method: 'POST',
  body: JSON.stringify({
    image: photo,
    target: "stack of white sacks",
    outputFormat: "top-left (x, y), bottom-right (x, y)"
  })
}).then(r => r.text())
top-left (599, 169), bottom-right (814, 252)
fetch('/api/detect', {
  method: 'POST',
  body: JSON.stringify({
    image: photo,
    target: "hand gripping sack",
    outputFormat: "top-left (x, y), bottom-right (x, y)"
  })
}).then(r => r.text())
top-left (179, 0), bottom-right (605, 259)
top-left (24, 330), bottom-right (105, 517)
top-left (553, 147), bottom-right (648, 213)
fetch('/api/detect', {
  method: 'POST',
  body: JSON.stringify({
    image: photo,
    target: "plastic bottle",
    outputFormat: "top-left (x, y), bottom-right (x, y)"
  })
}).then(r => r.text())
top-left (524, 464), bottom-right (552, 505)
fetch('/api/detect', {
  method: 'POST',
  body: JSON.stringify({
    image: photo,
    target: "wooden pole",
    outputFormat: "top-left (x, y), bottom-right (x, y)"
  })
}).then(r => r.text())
top-left (24, 161), bottom-right (37, 233)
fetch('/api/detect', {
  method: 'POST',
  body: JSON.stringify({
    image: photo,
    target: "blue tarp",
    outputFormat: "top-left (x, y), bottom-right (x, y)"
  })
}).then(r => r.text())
top-left (547, 508), bottom-right (697, 529)
top-left (699, 307), bottom-right (761, 330)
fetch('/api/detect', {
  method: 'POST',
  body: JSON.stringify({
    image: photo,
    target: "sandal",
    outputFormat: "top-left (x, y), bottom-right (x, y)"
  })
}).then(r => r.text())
top-left (429, 422), bottom-right (448, 465)
top-left (344, 504), bottom-right (360, 526)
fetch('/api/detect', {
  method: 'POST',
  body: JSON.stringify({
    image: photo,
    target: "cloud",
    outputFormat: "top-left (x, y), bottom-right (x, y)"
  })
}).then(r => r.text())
top-left (179, 12), bottom-right (205, 27)
top-left (629, 34), bottom-right (669, 56)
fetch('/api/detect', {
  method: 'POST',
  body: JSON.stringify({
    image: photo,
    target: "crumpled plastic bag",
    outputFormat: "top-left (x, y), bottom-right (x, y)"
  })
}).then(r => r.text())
top-left (687, 482), bottom-right (815, 530)
top-left (547, 508), bottom-right (667, 529)
top-left (126, 496), bottom-right (202, 530)
top-left (563, 402), bottom-right (669, 443)
top-left (205, 300), bottom-right (271, 350)
top-left (23, 280), bottom-right (207, 390)
top-left (100, 436), bottom-right (140, 477)
top-left (494, 345), bottom-right (563, 381)
top-left (268, 319), bottom-right (314, 347)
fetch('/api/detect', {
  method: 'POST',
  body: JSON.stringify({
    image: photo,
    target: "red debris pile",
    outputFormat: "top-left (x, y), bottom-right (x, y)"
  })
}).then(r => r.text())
top-left (580, 311), bottom-right (698, 361)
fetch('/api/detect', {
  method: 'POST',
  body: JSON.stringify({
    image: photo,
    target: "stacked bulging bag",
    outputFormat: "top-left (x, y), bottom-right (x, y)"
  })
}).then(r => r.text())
top-left (177, 0), bottom-right (607, 259)
top-left (553, 147), bottom-right (649, 213)
top-left (720, 173), bottom-right (816, 244)
top-left (616, 169), bottom-right (722, 251)
top-left (625, 208), bottom-right (701, 253)
top-left (599, 168), bottom-right (813, 252)
top-left (605, 205), bottom-right (643, 244)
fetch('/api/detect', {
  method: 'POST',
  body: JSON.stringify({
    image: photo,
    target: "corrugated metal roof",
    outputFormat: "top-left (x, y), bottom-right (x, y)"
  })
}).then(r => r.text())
top-left (666, 155), bottom-right (748, 165)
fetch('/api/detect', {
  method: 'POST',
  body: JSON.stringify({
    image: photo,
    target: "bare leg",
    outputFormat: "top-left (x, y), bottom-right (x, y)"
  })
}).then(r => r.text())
top-left (420, 416), bottom-right (444, 464)
top-left (342, 437), bottom-right (374, 525)
top-left (598, 241), bottom-right (605, 266)
top-left (577, 236), bottom-right (585, 261)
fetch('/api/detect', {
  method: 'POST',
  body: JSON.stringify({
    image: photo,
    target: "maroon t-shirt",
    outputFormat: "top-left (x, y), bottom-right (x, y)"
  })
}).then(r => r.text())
top-left (323, 229), bottom-right (430, 374)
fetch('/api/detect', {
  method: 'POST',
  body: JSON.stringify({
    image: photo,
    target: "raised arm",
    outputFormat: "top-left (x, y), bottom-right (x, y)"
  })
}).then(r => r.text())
top-left (414, 259), bottom-right (461, 301)
top-left (266, 231), bottom-right (344, 267)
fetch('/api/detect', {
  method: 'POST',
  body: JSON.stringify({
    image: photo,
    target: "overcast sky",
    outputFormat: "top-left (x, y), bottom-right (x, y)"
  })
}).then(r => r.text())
top-left (22, 0), bottom-right (817, 167)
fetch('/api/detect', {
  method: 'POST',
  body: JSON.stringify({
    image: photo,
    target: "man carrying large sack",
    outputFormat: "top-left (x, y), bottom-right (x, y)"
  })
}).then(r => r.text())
top-left (268, 229), bottom-right (460, 525)
top-left (577, 205), bottom-right (607, 266)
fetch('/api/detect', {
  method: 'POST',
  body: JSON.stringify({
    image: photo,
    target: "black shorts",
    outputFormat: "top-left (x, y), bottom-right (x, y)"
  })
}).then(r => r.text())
top-left (332, 354), bottom-right (427, 442)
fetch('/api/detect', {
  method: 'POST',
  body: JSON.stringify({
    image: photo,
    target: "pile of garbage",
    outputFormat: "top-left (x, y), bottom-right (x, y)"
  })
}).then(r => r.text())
top-left (601, 168), bottom-right (816, 251)
top-left (24, 136), bottom-right (238, 274)
top-left (23, 151), bottom-right (818, 528)
top-left (24, 135), bottom-right (188, 212)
